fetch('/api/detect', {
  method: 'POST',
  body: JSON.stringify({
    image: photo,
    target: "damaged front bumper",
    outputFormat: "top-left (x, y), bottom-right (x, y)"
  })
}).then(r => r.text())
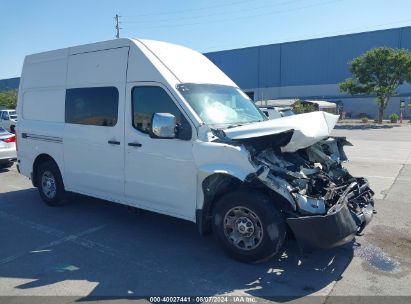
top-left (286, 178), bottom-right (375, 250)
top-left (211, 112), bottom-right (376, 252)
top-left (244, 135), bottom-right (376, 251)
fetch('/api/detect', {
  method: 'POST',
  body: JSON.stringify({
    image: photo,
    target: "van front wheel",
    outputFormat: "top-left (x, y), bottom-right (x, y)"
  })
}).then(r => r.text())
top-left (37, 161), bottom-right (66, 206)
top-left (212, 190), bottom-right (286, 263)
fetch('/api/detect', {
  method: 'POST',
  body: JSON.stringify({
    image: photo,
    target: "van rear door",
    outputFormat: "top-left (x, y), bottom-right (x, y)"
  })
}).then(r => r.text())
top-left (63, 47), bottom-right (128, 200)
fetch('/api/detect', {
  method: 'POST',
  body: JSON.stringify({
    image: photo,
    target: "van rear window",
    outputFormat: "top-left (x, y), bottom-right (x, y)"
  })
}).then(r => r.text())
top-left (65, 87), bottom-right (118, 126)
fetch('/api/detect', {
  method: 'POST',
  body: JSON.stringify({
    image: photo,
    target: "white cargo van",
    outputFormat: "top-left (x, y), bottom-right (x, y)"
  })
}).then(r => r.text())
top-left (17, 39), bottom-right (375, 262)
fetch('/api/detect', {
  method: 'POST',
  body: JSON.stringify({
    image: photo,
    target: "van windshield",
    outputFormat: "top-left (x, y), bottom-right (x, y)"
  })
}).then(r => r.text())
top-left (177, 84), bottom-right (267, 127)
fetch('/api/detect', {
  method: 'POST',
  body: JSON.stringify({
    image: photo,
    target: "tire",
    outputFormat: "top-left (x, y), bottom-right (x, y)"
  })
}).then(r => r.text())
top-left (36, 161), bottom-right (66, 206)
top-left (212, 190), bottom-right (286, 263)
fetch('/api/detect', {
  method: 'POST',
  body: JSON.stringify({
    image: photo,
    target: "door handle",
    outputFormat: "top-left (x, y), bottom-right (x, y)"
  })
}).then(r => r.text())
top-left (128, 142), bottom-right (142, 147)
top-left (108, 140), bottom-right (120, 145)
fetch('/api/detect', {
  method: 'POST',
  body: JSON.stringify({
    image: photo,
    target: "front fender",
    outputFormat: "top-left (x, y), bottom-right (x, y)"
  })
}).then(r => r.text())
top-left (193, 140), bottom-right (255, 212)
top-left (193, 141), bottom-right (255, 180)
top-left (197, 163), bottom-right (252, 182)
top-left (196, 163), bottom-right (251, 211)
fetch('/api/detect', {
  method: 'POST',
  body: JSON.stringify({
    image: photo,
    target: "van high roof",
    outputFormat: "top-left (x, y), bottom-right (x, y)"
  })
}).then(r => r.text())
top-left (23, 38), bottom-right (236, 88)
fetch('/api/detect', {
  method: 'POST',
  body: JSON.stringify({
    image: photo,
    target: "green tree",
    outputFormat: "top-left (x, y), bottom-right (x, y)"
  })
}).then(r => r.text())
top-left (0, 89), bottom-right (18, 109)
top-left (339, 47), bottom-right (411, 123)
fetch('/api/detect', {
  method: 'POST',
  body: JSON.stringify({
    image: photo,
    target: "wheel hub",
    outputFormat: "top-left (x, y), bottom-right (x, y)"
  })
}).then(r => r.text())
top-left (46, 180), bottom-right (53, 188)
top-left (236, 217), bottom-right (254, 236)
top-left (223, 206), bottom-right (263, 251)
top-left (41, 171), bottom-right (56, 199)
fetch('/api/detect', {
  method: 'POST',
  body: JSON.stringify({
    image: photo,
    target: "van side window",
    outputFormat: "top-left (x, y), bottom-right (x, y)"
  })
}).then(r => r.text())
top-left (65, 87), bottom-right (119, 126)
top-left (1, 111), bottom-right (9, 120)
top-left (132, 86), bottom-right (191, 140)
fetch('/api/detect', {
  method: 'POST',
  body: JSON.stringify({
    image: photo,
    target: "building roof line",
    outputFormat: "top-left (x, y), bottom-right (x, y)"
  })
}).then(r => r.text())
top-left (205, 25), bottom-right (411, 54)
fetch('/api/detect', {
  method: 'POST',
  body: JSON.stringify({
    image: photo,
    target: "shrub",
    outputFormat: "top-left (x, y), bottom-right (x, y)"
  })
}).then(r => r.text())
top-left (361, 116), bottom-right (368, 123)
top-left (389, 113), bottom-right (399, 123)
top-left (358, 112), bottom-right (368, 119)
top-left (292, 100), bottom-right (318, 114)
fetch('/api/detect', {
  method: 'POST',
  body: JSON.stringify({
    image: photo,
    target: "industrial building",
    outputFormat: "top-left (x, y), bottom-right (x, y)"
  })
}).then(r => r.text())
top-left (205, 26), bottom-right (411, 119)
top-left (0, 77), bottom-right (19, 92)
top-left (2, 26), bottom-right (411, 118)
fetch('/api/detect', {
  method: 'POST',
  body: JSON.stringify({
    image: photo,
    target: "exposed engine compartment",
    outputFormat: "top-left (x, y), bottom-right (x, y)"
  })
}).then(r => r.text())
top-left (211, 123), bottom-right (376, 248)
top-left (249, 137), bottom-right (375, 235)
top-left (209, 110), bottom-right (376, 249)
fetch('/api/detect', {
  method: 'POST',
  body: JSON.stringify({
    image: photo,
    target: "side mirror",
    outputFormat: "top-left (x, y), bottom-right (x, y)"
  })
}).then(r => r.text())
top-left (150, 113), bottom-right (176, 139)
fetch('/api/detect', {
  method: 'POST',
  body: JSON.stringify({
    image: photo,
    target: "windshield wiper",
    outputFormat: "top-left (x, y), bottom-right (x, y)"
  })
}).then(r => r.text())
top-left (226, 124), bottom-right (243, 129)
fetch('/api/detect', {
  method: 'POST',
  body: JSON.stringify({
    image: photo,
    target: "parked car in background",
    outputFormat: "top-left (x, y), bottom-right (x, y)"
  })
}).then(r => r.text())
top-left (0, 109), bottom-right (18, 133)
top-left (278, 107), bottom-right (295, 117)
top-left (259, 106), bottom-right (295, 119)
top-left (0, 127), bottom-right (16, 169)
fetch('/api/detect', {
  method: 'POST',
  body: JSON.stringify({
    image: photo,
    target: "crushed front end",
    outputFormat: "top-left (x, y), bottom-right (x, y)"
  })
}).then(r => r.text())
top-left (211, 111), bottom-right (376, 251)
top-left (248, 136), bottom-right (375, 250)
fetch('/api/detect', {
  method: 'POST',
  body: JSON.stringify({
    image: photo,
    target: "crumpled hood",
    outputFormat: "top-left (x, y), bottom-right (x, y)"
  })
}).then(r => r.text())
top-left (222, 111), bottom-right (339, 152)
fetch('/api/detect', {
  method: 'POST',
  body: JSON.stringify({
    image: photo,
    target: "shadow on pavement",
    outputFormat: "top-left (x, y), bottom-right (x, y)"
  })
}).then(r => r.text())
top-left (335, 124), bottom-right (399, 130)
top-left (0, 189), bottom-right (354, 301)
top-left (0, 167), bottom-right (12, 174)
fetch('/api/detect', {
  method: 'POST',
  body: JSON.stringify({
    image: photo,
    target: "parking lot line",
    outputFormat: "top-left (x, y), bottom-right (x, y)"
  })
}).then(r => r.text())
top-left (362, 175), bottom-right (395, 179)
top-left (0, 210), bottom-right (168, 275)
top-left (0, 222), bottom-right (105, 266)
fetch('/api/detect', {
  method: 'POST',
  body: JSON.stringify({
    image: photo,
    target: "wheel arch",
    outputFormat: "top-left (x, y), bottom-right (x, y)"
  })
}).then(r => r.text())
top-left (196, 172), bottom-right (247, 235)
top-left (195, 171), bottom-right (296, 236)
top-left (32, 154), bottom-right (61, 187)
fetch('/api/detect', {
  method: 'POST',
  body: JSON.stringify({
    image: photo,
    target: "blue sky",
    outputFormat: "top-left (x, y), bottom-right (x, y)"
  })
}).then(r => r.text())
top-left (1, 0), bottom-right (411, 79)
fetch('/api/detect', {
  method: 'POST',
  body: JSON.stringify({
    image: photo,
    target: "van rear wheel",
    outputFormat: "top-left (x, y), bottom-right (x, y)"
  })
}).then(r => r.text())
top-left (212, 190), bottom-right (286, 263)
top-left (37, 161), bottom-right (66, 206)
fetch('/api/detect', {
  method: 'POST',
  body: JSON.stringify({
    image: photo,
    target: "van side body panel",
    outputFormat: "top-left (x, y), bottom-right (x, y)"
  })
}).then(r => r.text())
top-left (17, 38), bottom-right (249, 224)
top-left (63, 47), bottom-right (129, 200)
top-left (17, 48), bottom-right (68, 182)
